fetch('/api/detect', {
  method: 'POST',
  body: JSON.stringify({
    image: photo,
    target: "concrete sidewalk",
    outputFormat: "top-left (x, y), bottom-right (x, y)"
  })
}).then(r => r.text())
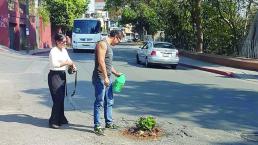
top-left (180, 56), bottom-right (258, 83)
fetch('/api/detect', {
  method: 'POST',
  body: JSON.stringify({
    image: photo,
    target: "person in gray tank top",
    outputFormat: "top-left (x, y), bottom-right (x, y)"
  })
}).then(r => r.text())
top-left (92, 30), bottom-right (124, 135)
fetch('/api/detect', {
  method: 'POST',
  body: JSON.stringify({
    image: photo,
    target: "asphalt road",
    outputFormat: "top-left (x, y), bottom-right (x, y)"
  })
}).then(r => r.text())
top-left (0, 45), bottom-right (257, 145)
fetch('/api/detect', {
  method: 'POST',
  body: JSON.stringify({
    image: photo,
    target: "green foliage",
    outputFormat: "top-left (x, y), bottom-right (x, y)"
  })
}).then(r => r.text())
top-left (202, 0), bottom-right (246, 55)
top-left (136, 116), bottom-right (156, 131)
top-left (121, 7), bottom-right (137, 24)
top-left (137, 2), bottom-right (162, 34)
top-left (38, 4), bottom-right (50, 26)
top-left (45, 0), bottom-right (88, 31)
top-left (106, 0), bottom-right (258, 56)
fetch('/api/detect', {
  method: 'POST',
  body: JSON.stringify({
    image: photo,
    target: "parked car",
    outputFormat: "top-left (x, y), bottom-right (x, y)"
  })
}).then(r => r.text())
top-left (136, 41), bottom-right (179, 69)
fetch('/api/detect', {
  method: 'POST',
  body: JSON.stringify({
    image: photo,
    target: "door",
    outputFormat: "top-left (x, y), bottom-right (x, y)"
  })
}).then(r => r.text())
top-left (8, 23), bottom-right (15, 50)
top-left (19, 25), bottom-right (26, 50)
top-left (139, 43), bottom-right (148, 61)
top-left (143, 42), bottom-right (151, 57)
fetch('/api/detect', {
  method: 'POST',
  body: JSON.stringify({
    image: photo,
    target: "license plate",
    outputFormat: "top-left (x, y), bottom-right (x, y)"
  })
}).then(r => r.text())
top-left (83, 44), bottom-right (90, 46)
top-left (163, 54), bottom-right (169, 57)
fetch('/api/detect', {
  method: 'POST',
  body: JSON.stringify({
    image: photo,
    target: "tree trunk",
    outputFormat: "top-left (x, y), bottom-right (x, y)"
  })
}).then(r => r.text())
top-left (244, 0), bottom-right (253, 35)
top-left (242, 12), bottom-right (258, 58)
top-left (195, 0), bottom-right (203, 53)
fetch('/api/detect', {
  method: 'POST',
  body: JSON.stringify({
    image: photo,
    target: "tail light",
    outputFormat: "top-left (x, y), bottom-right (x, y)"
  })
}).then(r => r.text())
top-left (151, 51), bottom-right (156, 56)
top-left (176, 51), bottom-right (179, 57)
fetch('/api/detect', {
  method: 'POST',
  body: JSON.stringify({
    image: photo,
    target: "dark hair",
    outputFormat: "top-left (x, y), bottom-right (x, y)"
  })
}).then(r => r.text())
top-left (109, 30), bottom-right (124, 39)
top-left (54, 33), bottom-right (65, 42)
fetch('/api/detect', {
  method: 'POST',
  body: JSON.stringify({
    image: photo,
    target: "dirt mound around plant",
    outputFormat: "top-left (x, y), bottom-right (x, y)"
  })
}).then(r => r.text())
top-left (122, 126), bottom-right (164, 140)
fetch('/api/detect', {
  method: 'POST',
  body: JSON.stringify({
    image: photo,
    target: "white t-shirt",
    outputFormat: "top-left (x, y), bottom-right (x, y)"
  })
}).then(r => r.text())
top-left (49, 47), bottom-right (71, 71)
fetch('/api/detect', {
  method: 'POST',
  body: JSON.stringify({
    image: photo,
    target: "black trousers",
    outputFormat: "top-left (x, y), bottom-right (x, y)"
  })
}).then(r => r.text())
top-left (48, 70), bottom-right (68, 125)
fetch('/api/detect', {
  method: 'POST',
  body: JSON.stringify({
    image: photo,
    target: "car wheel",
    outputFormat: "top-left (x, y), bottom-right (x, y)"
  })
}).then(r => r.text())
top-left (170, 64), bottom-right (177, 69)
top-left (136, 54), bottom-right (140, 64)
top-left (145, 57), bottom-right (150, 68)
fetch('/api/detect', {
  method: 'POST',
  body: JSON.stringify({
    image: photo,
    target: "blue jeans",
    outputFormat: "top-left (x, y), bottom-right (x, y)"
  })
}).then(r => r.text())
top-left (92, 77), bottom-right (113, 128)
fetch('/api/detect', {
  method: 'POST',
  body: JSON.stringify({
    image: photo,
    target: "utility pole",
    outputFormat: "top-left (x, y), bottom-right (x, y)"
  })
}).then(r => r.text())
top-left (35, 0), bottom-right (40, 49)
top-left (25, 0), bottom-right (30, 53)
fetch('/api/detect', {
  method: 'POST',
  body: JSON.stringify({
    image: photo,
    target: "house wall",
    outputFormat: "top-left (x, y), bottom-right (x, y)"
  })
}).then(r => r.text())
top-left (0, 0), bottom-right (10, 48)
top-left (0, 0), bottom-right (52, 50)
top-left (39, 17), bottom-right (52, 48)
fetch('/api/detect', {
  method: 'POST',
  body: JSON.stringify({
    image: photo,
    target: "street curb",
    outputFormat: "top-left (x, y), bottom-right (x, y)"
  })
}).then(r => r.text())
top-left (31, 50), bottom-right (50, 55)
top-left (179, 50), bottom-right (258, 71)
top-left (30, 49), bottom-right (51, 55)
top-left (179, 63), bottom-right (235, 78)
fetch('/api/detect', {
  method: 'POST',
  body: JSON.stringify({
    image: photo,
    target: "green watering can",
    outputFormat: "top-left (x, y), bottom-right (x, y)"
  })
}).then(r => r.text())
top-left (113, 74), bottom-right (126, 93)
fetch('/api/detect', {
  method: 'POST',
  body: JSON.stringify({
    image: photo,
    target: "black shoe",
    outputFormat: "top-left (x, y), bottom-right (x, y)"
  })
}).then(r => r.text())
top-left (105, 124), bottom-right (119, 129)
top-left (49, 124), bottom-right (60, 129)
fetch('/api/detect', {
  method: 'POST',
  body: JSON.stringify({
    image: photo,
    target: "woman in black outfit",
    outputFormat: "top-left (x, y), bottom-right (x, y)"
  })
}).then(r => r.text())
top-left (48, 33), bottom-right (76, 129)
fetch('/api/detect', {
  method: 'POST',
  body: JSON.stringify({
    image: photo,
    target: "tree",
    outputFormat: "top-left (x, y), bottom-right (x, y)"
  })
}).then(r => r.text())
top-left (106, 0), bottom-right (258, 56)
top-left (106, 0), bottom-right (164, 37)
top-left (38, 1), bottom-right (50, 26)
top-left (193, 0), bottom-right (203, 53)
top-left (44, 0), bottom-right (88, 33)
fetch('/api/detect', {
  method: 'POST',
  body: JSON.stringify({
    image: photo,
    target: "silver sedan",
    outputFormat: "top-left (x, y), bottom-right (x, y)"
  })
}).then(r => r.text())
top-left (136, 41), bottom-right (179, 69)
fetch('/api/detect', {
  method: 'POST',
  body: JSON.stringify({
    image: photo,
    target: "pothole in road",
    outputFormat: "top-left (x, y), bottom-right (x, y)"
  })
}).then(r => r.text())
top-left (122, 126), bottom-right (164, 141)
top-left (119, 117), bottom-right (194, 141)
top-left (120, 123), bottom-right (193, 141)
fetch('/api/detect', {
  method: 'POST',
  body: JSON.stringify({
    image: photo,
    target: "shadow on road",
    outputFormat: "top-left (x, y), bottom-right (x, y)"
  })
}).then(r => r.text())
top-left (22, 80), bottom-right (94, 112)
top-left (21, 79), bottom-right (258, 133)
top-left (234, 73), bottom-right (258, 80)
top-left (0, 113), bottom-right (95, 134)
top-left (113, 80), bottom-right (258, 132)
top-left (0, 114), bottom-right (48, 128)
top-left (61, 123), bottom-right (95, 134)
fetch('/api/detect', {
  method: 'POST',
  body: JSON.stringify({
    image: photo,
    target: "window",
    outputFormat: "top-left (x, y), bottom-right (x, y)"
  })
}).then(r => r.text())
top-left (142, 43), bottom-right (148, 49)
top-left (73, 20), bottom-right (101, 34)
top-left (154, 43), bottom-right (175, 49)
top-left (8, 0), bottom-right (15, 11)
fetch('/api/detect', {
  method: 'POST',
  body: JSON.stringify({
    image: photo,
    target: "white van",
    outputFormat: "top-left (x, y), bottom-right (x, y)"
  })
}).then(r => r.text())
top-left (72, 18), bottom-right (102, 52)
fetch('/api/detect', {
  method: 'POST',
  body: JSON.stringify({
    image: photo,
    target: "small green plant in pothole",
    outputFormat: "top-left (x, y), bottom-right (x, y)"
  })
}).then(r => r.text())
top-left (123, 116), bottom-right (163, 140)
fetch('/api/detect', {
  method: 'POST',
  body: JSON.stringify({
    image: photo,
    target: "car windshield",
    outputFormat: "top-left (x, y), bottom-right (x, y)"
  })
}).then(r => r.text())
top-left (154, 43), bottom-right (174, 49)
top-left (73, 20), bottom-right (101, 34)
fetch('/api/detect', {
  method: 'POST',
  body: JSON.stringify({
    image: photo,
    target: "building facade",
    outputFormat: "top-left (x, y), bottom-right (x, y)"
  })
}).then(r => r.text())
top-left (0, 0), bottom-right (52, 50)
top-left (95, 0), bottom-right (109, 32)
